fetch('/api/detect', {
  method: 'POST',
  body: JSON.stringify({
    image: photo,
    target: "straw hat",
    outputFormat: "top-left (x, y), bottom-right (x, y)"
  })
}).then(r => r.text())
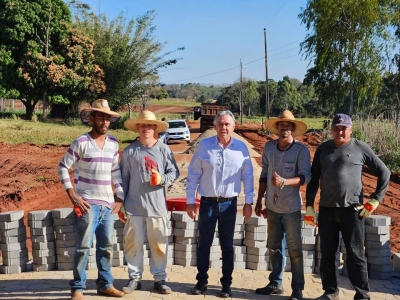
top-left (80, 99), bottom-right (121, 125)
top-left (264, 110), bottom-right (308, 137)
top-left (124, 110), bottom-right (169, 133)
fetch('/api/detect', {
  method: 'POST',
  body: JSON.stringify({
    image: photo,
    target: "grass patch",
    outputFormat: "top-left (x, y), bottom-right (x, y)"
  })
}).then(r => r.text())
top-left (0, 119), bottom-right (137, 149)
top-left (146, 98), bottom-right (199, 107)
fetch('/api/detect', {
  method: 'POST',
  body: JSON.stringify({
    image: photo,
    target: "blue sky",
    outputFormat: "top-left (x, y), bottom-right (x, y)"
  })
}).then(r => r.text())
top-left (79, 0), bottom-right (311, 85)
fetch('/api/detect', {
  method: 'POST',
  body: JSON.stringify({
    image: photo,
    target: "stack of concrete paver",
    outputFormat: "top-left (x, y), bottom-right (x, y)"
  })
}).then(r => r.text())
top-left (0, 210), bottom-right (28, 274)
top-left (172, 211), bottom-right (197, 266)
top-left (52, 208), bottom-right (76, 271)
top-left (365, 215), bottom-right (392, 280)
top-left (28, 210), bottom-right (56, 271)
top-left (244, 216), bottom-right (269, 271)
top-left (207, 223), bottom-right (221, 269)
top-left (301, 211), bottom-right (317, 274)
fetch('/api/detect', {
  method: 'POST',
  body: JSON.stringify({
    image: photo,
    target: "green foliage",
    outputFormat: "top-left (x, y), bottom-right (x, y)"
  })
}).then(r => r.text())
top-left (0, 0), bottom-right (73, 119)
top-left (70, 6), bottom-right (184, 111)
top-left (299, 0), bottom-right (400, 116)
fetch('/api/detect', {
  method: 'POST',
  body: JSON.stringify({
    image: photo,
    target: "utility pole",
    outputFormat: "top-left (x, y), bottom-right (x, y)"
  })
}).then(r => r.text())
top-left (239, 59), bottom-right (243, 124)
top-left (264, 28), bottom-right (269, 119)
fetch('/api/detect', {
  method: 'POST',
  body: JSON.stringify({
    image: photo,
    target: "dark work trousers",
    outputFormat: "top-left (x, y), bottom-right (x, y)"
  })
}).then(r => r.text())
top-left (318, 206), bottom-right (370, 300)
top-left (196, 198), bottom-right (237, 287)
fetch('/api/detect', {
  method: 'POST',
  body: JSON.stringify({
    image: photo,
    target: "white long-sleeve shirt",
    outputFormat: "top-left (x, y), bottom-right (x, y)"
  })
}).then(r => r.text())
top-left (186, 135), bottom-right (254, 204)
top-left (57, 133), bottom-right (124, 208)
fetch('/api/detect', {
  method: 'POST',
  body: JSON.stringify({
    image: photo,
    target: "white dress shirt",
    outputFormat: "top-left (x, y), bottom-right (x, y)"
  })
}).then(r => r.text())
top-left (186, 135), bottom-right (254, 204)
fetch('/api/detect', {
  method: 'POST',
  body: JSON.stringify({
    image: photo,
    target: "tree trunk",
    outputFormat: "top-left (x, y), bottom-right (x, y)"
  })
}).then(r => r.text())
top-left (42, 90), bottom-right (48, 119)
top-left (348, 82), bottom-right (354, 117)
top-left (22, 99), bottom-right (36, 120)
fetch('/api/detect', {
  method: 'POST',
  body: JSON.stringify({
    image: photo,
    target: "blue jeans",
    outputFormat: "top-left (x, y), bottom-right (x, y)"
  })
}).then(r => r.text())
top-left (70, 204), bottom-right (114, 292)
top-left (266, 209), bottom-right (304, 290)
top-left (318, 206), bottom-right (370, 299)
top-left (196, 198), bottom-right (237, 286)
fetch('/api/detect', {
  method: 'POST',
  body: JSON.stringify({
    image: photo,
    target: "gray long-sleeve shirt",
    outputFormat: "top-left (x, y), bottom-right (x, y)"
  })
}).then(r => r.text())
top-left (120, 140), bottom-right (179, 217)
top-left (306, 138), bottom-right (390, 208)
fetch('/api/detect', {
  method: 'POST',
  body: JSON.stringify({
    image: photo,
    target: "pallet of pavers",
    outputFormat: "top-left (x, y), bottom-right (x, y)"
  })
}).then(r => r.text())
top-left (172, 211), bottom-right (197, 267)
top-left (244, 215), bottom-right (269, 271)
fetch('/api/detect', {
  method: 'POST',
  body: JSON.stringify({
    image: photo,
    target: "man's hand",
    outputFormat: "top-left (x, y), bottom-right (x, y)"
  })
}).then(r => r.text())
top-left (111, 202), bottom-right (122, 214)
top-left (271, 171), bottom-right (282, 187)
top-left (186, 204), bottom-right (198, 220)
top-left (68, 188), bottom-right (91, 215)
top-left (150, 169), bottom-right (162, 186)
top-left (118, 203), bottom-right (127, 223)
top-left (243, 204), bottom-right (252, 223)
top-left (358, 199), bottom-right (379, 218)
top-left (305, 206), bottom-right (317, 226)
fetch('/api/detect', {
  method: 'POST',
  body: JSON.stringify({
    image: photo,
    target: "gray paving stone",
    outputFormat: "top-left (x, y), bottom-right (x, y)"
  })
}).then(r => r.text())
top-left (28, 210), bottom-right (52, 221)
top-left (0, 210), bottom-right (24, 222)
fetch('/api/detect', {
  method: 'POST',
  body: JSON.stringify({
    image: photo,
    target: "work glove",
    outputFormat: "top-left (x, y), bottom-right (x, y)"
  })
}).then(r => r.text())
top-left (150, 169), bottom-right (162, 186)
top-left (358, 199), bottom-right (379, 218)
top-left (305, 206), bottom-right (317, 226)
top-left (118, 202), bottom-right (127, 223)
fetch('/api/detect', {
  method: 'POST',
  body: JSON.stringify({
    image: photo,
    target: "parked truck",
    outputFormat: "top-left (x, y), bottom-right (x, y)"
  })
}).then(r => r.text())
top-left (194, 103), bottom-right (229, 133)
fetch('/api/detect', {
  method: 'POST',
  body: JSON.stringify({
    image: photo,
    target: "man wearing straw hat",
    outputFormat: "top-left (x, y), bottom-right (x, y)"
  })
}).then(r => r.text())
top-left (58, 99), bottom-right (125, 299)
top-left (254, 110), bottom-right (311, 300)
top-left (119, 110), bottom-right (179, 294)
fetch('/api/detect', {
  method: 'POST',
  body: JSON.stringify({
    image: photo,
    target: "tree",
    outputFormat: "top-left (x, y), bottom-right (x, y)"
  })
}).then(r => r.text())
top-left (70, 6), bottom-right (184, 111)
top-left (0, 0), bottom-right (72, 119)
top-left (241, 79), bottom-right (259, 116)
top-left (299, 0), bottom-right (400, 116)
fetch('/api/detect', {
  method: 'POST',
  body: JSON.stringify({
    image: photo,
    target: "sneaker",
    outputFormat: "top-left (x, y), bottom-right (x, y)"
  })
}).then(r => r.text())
top-left (122, 280), bottom-right (142, 294)
top-left (191, 282), bottom-right (207, 295)
top-left (289, 289), bottom-right (303, 300)
top-left (255, 283), bottom-right (284, 295)
top-left (315, 289), bottom-right (340, 300)
top-left (154, 280), bottom-right (172, 294)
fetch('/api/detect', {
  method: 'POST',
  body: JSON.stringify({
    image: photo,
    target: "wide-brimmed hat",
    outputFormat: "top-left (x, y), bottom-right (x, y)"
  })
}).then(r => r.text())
top-left (124, 110), bottom-right (169, 133)
top-left (264, 110), bottom-right (308, 137)
top-left (80, 99), bottom-right (120, 126)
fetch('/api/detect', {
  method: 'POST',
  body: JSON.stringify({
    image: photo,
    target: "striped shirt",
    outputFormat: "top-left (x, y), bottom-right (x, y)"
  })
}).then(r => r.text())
top-left (57, 133), bottom-right (124, 208)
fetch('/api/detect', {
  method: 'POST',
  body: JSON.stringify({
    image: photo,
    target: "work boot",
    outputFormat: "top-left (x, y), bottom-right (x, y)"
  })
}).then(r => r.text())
top-left (315, 289), bottom-right (340, 300)
top-left (154, 280), bottom-right (172, 294)
top-left (122, 280), bottom-right (142, 294)
top-left (97, 286), bottom-right (125, 297)
top-left (289, 289), bottom-right (303, 300)
top-left (71, 291), bottom-right (84, 300)
top-left (255, 283), bottom-right (284, 295)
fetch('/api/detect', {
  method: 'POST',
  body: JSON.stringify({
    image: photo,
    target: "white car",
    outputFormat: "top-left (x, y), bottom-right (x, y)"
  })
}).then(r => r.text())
top-left (166, 120), bottom-right (190, 144)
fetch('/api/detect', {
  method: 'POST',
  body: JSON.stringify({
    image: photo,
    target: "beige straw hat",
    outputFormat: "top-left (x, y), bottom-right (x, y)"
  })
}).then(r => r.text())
top-left (124, 110), bottom-right (169, 133)
top-left (264, 110), bottom-right (308, 137)
top-left (80, 99), bottom-right (120, 125)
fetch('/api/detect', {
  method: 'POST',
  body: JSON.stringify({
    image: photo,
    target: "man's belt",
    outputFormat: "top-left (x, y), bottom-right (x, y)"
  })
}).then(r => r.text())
top-left (201, 196), bottom-right (237, 203)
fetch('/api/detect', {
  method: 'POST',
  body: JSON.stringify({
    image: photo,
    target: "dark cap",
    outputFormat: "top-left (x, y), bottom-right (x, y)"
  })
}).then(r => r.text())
top-left (332, 113), bottom-right (352, 128)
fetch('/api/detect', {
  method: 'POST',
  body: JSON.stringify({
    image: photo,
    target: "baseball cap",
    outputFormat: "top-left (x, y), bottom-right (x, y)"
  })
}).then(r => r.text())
top-left (332, 113), bottom-right (352, 127)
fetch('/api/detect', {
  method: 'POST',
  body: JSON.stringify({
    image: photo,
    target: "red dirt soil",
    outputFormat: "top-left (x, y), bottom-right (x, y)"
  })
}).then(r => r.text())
top-left (1, 106), bottom-right (399, 255)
